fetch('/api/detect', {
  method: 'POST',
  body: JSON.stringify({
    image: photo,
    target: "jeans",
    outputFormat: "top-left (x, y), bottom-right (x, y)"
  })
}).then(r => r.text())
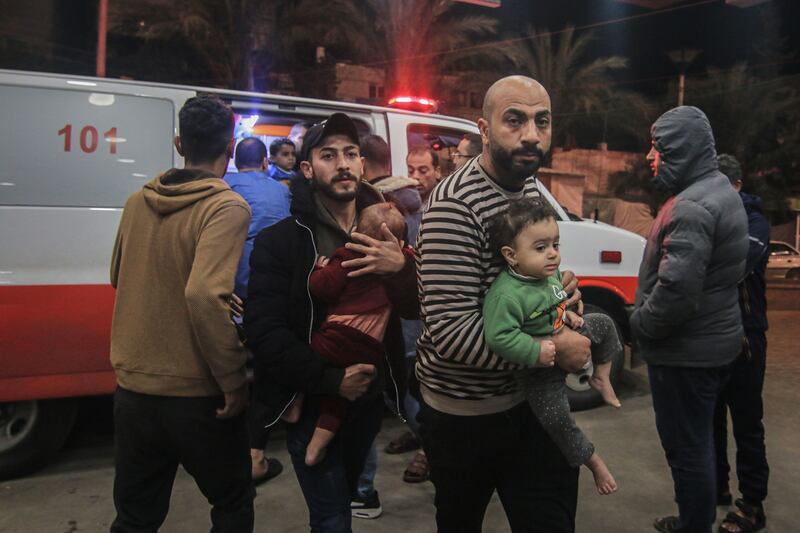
top-left (402, 318), bottom-right (423, 436)
top-left (419, 399), bottom-right (579, 533)
top-left (404, 387), bottom-right (422, 436)
top-left (111, 387), bottom-right (254, 533)
top-left (649, 364), bottom-right (732, 533)
top-left (355, 353), bottom-right (421, 500)
top-left (355, 443), bottom-right (378, 499)
top-left (714, 330), bottom-right (769, 505)
top-left (287, 394), bottom-right (383, 533)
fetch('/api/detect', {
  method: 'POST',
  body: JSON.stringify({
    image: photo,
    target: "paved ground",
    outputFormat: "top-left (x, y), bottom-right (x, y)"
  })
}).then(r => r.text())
top-left (1, 310), bottom-right (798, 532)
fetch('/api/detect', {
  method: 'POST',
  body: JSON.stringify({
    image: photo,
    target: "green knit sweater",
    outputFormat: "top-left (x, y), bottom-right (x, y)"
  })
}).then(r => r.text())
top-left (483, 268), bottom-right (568, 367)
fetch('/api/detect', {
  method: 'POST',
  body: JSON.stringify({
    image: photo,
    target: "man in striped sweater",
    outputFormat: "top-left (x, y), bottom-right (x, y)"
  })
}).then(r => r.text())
top-left (416, 75), bottom-right (592, 533)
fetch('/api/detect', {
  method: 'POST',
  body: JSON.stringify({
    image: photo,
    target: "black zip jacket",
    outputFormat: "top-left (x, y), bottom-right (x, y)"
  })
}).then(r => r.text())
top-left (739, 192), bottom-right (769, 334)
top-left (244, 176), bottom-right (419, 425)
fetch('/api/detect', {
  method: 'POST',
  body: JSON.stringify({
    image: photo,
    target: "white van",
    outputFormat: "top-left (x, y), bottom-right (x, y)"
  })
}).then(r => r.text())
top-left (0, 69), bottom-right (645, 479)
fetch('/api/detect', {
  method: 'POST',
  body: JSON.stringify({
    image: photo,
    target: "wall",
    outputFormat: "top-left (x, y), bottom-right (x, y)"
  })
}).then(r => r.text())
top-left (550, 146), bottom-right (641, 196)
top-left (334, 63), bottom-right (386, 103)
top-left (539, 169), bottom-right (586, 217)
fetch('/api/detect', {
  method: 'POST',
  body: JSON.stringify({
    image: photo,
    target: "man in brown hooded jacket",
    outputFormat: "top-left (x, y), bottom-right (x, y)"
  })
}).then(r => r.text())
top-left (109, 95), bottom-right (254, 532)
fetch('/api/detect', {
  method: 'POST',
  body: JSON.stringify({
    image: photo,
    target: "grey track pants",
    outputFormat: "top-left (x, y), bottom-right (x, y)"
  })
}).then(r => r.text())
top-left (521, 312), bottom-right (622, 467)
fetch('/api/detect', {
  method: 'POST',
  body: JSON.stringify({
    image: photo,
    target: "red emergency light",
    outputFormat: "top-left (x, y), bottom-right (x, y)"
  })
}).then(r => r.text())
top-left (387, 96), bottom-right (437, 113)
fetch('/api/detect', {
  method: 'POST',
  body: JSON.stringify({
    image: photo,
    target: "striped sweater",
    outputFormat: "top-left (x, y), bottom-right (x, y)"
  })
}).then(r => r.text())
top-left (415, 157), bottom-right (542, 416)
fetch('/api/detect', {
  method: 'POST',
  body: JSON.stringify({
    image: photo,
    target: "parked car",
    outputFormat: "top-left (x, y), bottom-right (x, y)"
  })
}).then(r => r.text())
top-left (768, 241), bottom-right (800, 279)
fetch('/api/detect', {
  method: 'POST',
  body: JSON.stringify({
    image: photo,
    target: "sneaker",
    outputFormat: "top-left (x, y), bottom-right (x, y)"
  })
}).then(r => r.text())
top-left (351, 490), bottom-right (383, 519)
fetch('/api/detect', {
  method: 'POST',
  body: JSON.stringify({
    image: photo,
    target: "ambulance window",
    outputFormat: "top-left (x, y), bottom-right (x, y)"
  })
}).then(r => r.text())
top-left (0, 85), bottom-right (174, 207)
top-left (227, 110), bottom-right (372, 175)
top-left (406, 124), bottom-right (473, 176)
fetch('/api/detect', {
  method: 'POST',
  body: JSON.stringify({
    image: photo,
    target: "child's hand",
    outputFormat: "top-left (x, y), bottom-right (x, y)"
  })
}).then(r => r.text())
top-left (535, 340), bottom-right (556, 367)
top-left (565, 310), bottom-right (584, 329)
top-left (315, 255), bottom-right (330, 268)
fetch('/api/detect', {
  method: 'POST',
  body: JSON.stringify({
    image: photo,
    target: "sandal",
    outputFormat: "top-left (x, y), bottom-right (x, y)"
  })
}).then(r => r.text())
top-left (253, 457), bottom-right (284, 487)
top-left (402, 450), bottom-right (430, 483)
top-left (653, 516), bottom-right (681, 532)
top-left (718, 499), bottom-right (766, 532)
top-left (385, 430), bottom-right (420, 454)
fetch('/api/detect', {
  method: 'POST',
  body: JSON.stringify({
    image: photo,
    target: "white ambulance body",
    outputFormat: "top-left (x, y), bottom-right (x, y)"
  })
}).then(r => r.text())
top-left (0, 70), bottom-right (645, 478)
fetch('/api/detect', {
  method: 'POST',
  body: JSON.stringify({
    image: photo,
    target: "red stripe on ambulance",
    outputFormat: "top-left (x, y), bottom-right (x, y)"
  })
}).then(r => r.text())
top-left (0, 284), bottom-right (116, 402)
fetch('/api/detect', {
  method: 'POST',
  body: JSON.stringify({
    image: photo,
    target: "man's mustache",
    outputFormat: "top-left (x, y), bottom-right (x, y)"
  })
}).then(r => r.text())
top-left (332, 172), bottom-right (357, 183)
top-left (511, 146), bottom-right (545, 159)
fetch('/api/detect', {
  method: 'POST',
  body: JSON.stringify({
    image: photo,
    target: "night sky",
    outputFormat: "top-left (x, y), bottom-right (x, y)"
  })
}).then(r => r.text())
top-left (462, 0), bottom-right (800, 94)
top-left (4, 0), bottom-right (798, 95)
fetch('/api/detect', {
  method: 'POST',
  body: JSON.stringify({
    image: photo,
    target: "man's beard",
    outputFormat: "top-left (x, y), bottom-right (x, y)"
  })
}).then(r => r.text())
top-left (489, 135), bottom-right (546, 182)
top-left (313, 171), bottom-right (360, 202)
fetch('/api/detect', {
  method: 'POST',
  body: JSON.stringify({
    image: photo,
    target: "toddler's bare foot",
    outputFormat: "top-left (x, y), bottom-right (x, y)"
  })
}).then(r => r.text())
top-left (586, 453), bottom-right (618, 495)
top-left (590, 373), bottom-right (621, 408)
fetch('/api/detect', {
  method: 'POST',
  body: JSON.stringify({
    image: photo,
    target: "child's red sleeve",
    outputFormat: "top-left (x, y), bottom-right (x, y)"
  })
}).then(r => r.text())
top-left (309, 254), bottom-right (349, 304)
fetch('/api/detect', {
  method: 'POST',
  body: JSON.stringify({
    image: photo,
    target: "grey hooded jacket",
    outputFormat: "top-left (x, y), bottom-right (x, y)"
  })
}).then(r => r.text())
top-left (630, 106), bottom-right (748, 367)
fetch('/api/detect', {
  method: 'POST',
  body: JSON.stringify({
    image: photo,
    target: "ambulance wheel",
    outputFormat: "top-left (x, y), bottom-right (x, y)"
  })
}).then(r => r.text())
top-left (566, 305), bottom-right (624, 412)
top-left (0, 399), bottom-right (78, 480)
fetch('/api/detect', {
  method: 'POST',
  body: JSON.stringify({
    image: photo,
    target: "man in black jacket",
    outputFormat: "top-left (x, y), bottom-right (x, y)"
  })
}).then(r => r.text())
top-left (244, 113), bottom-right (417, 533)
top-left (714, 154), bottom-right (770, 533)
top-left (631, 106), bottom-right (748, 533)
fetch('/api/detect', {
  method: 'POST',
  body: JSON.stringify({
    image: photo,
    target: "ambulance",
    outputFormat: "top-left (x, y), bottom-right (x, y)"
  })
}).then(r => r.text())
top-left (0, 69), bottom-right (646, 479)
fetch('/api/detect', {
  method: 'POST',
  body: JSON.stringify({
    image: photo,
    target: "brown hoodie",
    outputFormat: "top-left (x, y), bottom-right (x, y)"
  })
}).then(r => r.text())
top-left (110, 169), bottom-right (251, 397)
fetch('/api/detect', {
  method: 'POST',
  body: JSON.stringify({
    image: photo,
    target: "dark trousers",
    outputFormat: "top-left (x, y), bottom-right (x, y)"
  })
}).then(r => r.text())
top-left (418, 399), bottom-right (579, 533)
top-left (247, 395), bottom-right (272, 450)
top-left (286, 393), bottom-right (383, 533)
top-left (649, 364), bottom-right (731, 533)
top-left (111, 387), bottom-right (255, 533)
top-left (714, 330), bottom-right (769, 505)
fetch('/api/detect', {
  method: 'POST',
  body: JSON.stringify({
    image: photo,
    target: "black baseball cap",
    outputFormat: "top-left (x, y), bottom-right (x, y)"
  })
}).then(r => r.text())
top-left (299, 112), bottom-right (360, 163)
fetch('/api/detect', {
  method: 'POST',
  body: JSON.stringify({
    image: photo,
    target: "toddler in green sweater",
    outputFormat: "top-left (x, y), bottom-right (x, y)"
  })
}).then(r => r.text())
top-left (484, 197), bottom-right (619, 495)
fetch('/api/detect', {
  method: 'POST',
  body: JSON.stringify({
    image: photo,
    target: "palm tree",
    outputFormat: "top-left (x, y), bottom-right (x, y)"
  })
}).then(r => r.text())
top-left (340, 0), bottom-right (515, 97)
top-left (109, 0), bottom-right (344, 91)
top-left (685, 64), bottom-right (800, 223)
top-left (511, 26), bottom-right (653, 149)
top-left (686, 64), bottom-right (796, 162)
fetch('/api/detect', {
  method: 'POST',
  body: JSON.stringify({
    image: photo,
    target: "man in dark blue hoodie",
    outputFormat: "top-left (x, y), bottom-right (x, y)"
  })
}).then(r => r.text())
top-left (631, 107), bottom-right (748, 533)
top-left (713, 154), bottom-right (770, 533)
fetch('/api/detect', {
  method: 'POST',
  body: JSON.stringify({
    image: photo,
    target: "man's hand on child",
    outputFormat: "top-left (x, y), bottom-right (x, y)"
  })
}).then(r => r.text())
top-left (561, 270), bottom-right (584, 315)
top-left (552, 328), bottom-right (592, 373)
top-left (535, 340), bottom-right (557, 367)
top-left (343, 223), bottom-right (406, 277)
top-left (565, 310), bottom-right (584, 329)
top-left (315, 255), bottom-right (330, 268)
top-left (339, 363), bottom-right (376, 401)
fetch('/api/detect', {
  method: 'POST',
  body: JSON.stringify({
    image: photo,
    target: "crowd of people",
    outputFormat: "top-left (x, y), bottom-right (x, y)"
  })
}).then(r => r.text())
top-left (107, 74), bottom-right (770, 533)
